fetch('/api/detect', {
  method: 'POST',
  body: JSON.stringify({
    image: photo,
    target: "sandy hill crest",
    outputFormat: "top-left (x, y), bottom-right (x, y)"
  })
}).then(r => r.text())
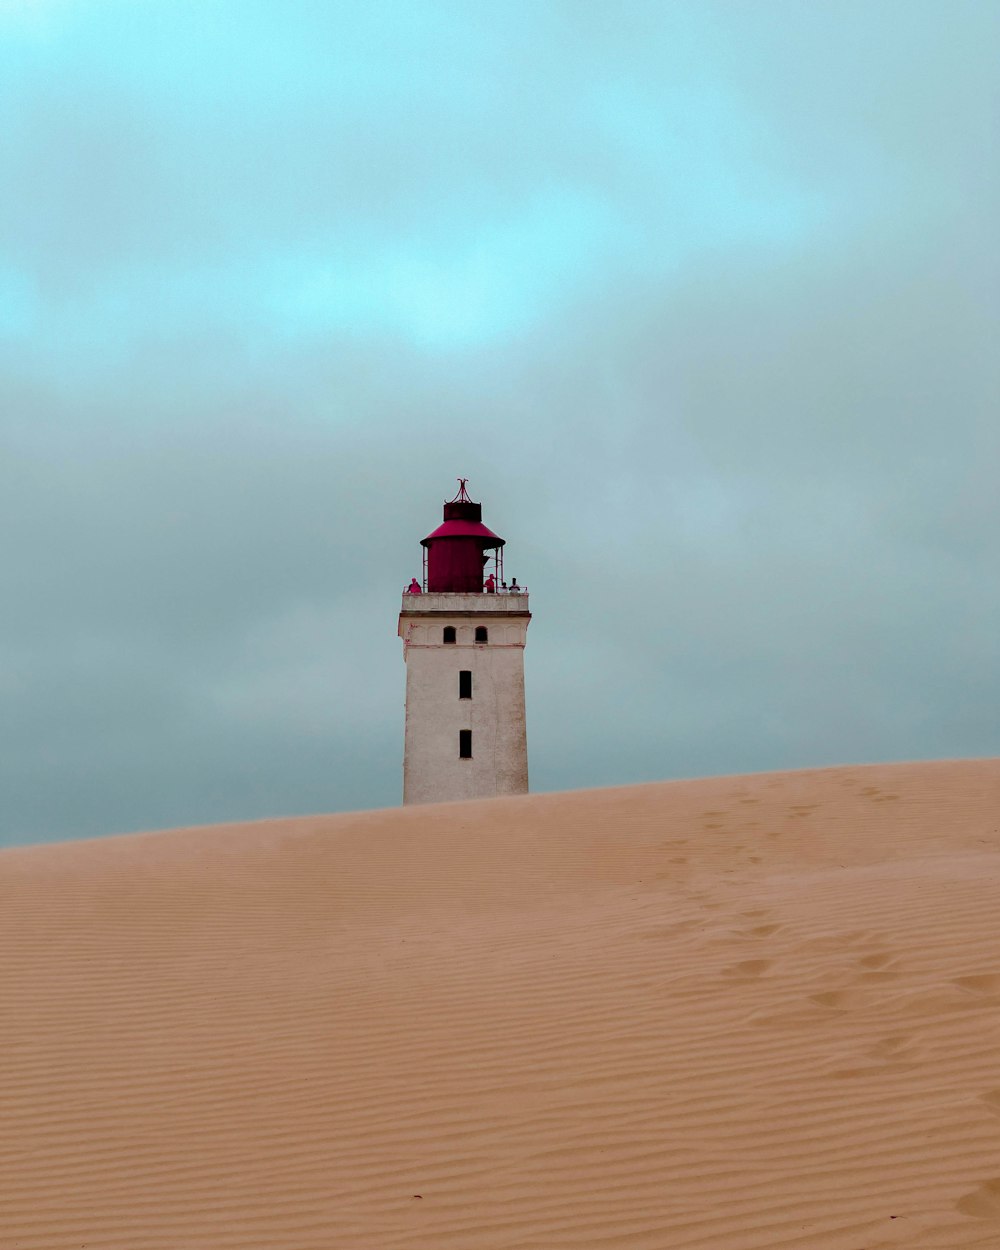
top-left (3, 758), bottom-right (1000, 1249)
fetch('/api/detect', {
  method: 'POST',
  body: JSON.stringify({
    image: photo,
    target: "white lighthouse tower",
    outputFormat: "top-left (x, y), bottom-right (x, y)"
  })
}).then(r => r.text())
top-left (398, 481), bottom-right (530, 805)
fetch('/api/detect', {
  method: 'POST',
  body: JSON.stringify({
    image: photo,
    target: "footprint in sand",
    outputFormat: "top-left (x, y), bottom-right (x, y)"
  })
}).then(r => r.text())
top-left (866, 1035), bottom-right (916, 1062)
top-left (953, 974), bottom-right (1000, 996)
top-left (828, 1033), bottom-right (919, 1079)
top-left (857, 952), bottom-right (901, 980)
top-left (750, 923), bottom-right (783, 938)
top-left (809, 989), bottom-right (863, 1009)
top-left (956, 1178), bottom-right (1000, 1219)
top-left (979, 1090), bottom-right (1000, 1116)
top-left (723, 958), bottom-right (772, 979)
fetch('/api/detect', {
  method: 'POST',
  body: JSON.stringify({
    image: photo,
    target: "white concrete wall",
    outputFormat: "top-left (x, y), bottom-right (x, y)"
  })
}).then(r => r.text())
top-left (398, 594), bottom-right (530, 804)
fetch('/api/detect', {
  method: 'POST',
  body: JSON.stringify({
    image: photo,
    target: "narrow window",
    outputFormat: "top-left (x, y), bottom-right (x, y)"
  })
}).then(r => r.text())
top-left (443, 626), bottom-right (456, 644)
top-left (459, 670), bottom-right (472, 699)
top-left (474, 626), bottom-right (488, 643)
top-left (459, 729), bottom-right (472, 759)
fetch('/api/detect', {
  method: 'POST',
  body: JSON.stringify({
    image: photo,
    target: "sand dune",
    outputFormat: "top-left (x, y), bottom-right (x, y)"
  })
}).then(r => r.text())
top-left (3, 759), bottom-right (1000, 1249)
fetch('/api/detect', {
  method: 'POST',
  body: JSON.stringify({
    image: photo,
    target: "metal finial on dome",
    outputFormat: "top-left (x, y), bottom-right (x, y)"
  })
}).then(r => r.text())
top-left (448, 478), bottom-right (474, 505)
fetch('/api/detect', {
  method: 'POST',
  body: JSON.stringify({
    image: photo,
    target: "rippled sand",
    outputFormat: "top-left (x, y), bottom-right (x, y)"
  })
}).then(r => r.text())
top-left (3, 758), bottom-right (1000, 1248)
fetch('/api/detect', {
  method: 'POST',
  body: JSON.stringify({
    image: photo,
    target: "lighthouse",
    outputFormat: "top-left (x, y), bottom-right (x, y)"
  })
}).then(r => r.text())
top-left (398, 481), bottom-right (530, 805)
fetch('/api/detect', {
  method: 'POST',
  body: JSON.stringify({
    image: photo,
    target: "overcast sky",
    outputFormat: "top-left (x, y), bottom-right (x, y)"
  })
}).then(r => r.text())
top-left (1, 0), bottom-right (997, 847)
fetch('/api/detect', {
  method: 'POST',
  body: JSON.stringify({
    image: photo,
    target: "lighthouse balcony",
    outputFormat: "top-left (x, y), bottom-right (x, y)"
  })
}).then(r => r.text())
top-left (399, 591), bottom-right (529, 616)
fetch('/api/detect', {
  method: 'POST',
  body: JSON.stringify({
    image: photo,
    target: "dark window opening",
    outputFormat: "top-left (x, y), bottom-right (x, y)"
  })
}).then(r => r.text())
top-left (459, 670), bottom-right (472, 699)
top-left (459, 729), bottom-right (472, 759)
top-left (474, 626), bottom-right (488, 643)
top-left (443, 626), bottom-right (456, 644)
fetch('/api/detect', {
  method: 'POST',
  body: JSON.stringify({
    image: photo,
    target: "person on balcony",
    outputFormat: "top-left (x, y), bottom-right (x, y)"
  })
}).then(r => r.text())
top-left (406, 578), bottom-right (422, 594)
top-left (484, 573), bottom-right (496, 593)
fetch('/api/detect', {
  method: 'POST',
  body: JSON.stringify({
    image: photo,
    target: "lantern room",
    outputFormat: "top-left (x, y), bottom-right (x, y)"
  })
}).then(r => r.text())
top-left (420, 480), bottom-right (505, 593)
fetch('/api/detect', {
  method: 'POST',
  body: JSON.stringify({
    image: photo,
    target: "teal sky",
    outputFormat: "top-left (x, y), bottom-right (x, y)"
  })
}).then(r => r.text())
top-left (2, 3), bottom-right (838, 354)
top-left (1, 1), bottom-right (997, 844)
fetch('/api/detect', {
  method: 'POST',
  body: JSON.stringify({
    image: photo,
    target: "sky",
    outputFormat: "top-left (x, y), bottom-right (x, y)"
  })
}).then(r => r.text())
top-left (1, 0), bottom-right (997, 847)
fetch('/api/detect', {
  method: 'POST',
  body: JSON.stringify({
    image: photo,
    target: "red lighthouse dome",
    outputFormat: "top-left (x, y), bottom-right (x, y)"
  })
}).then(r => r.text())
top-left (421, 480), bottom-right (505, 593)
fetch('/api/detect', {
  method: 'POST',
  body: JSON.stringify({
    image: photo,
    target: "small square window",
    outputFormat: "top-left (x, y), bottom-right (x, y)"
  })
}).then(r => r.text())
top-left (474, 626), bottom-right (488, 643)
top-left (443, 626), bottom-right (456, 644)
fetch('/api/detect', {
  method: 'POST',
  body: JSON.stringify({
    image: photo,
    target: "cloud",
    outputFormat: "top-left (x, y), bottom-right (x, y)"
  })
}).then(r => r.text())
top-left (1, 0), bottom-right (997, 844)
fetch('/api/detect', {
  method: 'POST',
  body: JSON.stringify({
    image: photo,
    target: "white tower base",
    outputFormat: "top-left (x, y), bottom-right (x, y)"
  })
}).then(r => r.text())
top-left (398, 592), bottom-right (530, 805)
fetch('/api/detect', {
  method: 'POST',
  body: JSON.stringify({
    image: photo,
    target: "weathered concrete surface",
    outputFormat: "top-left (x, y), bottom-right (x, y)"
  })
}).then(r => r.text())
top-left (398, 593), bottom-right (530, 804)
